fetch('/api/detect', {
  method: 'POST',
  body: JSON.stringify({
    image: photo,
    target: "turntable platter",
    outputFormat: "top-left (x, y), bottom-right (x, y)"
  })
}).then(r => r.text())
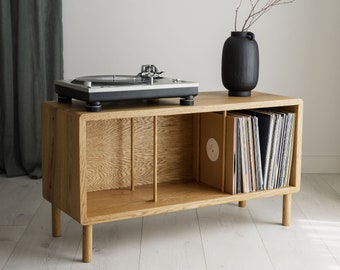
top-left (72, 75), bottom-right (148, 86)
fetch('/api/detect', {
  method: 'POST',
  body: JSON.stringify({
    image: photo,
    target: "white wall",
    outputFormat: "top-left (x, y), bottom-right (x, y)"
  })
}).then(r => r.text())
top-left (63, 0), bottom-right (340, 173)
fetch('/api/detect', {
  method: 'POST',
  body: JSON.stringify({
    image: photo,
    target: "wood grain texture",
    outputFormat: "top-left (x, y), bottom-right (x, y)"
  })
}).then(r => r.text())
top-left (86, 118), bottom-right (132, 191)
top-left (131, 118), bottom-right (135, 190)
top-left (42, 104), bottom-right (83, 223)
top-left (156, 114), bottom-right (194, 183)
top-left (132, 116), bottom-right (154, 186)
top-left (85, 182), bottom-right (298, 225)
top-left (85, 115), bottom-right (194, 192)
top-left (41, 91), bottom-right (303, 232)
top-left (69, 91), bottom-right (303, 121)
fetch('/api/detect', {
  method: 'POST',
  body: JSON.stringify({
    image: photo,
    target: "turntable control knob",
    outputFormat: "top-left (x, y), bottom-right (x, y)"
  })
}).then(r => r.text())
top-left (84, 81), bottom-right (92, 87)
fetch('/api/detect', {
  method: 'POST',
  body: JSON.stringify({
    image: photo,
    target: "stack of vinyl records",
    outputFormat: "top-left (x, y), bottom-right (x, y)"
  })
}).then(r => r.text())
top-left (226, 109), bottom-right (296, 194)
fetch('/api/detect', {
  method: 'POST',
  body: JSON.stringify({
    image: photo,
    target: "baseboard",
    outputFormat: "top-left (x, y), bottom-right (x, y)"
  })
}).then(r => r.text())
top-left (302, 155), bottom-right (340, 173)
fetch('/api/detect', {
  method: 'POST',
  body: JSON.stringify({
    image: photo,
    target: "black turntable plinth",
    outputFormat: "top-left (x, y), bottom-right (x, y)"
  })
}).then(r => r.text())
top-left (55, 65), bottom-right (199, 112)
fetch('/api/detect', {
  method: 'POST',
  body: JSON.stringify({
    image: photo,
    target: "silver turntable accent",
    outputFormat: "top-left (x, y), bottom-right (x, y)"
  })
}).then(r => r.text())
top-left (56, 65), bottom-right (199, 112)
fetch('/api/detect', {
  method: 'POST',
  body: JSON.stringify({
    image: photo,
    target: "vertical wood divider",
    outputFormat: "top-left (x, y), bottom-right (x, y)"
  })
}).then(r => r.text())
top-left (195, 114), bottom-right (200, 182)
top-left (221, 111), bottom-right (226, 192)
top-left (131, 118), bottom-right (135, 191)
top-left (153, 116), bottom-right (158, 202)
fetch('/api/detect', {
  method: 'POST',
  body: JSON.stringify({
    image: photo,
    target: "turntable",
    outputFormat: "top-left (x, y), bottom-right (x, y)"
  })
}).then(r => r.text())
top-left (55, 65), bottom-right (199, 112)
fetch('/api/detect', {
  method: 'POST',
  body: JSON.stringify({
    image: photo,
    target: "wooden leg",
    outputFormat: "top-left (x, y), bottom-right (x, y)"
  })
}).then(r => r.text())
top-left (52, 205), bottom-right (61, 237)
top-left (82, 225), bottom-right (93, 263)
top-left (282, 194), bottom-right (292, 226)
top-left (238, 201), bottom-right (247, 208)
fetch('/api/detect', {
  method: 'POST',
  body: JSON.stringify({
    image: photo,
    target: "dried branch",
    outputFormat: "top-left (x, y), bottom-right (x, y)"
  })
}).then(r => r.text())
top-left (235, 0), bottom-right (295, 32)
top-left (235, 0), bottom-right (243, 31)
top-left (242, 0), bottom-right (261, 32)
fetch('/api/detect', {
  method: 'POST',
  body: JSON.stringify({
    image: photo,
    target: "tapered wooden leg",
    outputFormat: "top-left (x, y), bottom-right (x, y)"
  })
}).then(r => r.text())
top-left (52, 205), bottom-right (61, 237)
top-left (238, 201), bottom-right (247, 208)
top-left (282, 194), bottom-right (292, 226)
top-left (82, 225), bottom-right (93, 263)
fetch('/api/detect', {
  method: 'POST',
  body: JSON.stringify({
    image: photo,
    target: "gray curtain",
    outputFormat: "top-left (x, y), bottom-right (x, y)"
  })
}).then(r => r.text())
top-left (0, 0), bottom-right (63, 178)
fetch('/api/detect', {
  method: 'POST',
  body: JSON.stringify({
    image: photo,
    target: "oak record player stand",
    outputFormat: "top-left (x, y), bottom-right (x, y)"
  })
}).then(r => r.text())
top-left (42, 91), bottom-right (303, 262)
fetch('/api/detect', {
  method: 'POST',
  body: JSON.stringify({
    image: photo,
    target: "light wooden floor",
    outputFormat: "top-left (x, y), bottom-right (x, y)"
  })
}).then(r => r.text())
top-left (0, 174), bottom-right (339, 270)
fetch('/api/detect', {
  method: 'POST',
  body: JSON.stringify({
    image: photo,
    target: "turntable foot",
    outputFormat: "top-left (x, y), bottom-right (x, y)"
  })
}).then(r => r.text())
top-left (58, 95), bottom-right (72, 104)
top-left (86, 101), bottom-right (102, 112)
top-left (180, 96), bottom-right (194, 106)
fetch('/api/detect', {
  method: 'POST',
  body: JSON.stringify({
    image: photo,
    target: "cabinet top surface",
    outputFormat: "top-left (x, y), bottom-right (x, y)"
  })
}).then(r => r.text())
top-left (44, 91), bottom-right (302, 120)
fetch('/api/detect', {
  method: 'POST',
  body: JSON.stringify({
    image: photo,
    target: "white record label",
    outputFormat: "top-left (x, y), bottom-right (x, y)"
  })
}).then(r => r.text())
top-left (206, 138), bottom-right (219, 162)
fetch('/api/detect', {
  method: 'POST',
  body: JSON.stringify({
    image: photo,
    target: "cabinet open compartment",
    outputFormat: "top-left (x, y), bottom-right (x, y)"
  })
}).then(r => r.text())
top-left (85, 114), bottom-right (208, 223)
top-left (198, 104), bottom-right (301, 197)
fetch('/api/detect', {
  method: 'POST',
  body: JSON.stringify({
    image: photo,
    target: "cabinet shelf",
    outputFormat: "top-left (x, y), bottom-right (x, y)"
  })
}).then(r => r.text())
top-left (86, 181), bottom-right (298, 225)
top-left (42, 91), bottom-right (303, 262)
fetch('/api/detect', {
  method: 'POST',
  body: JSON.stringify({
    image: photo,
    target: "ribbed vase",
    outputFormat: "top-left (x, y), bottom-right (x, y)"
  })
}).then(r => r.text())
top-left (222, 31), bottom-right (259, 97)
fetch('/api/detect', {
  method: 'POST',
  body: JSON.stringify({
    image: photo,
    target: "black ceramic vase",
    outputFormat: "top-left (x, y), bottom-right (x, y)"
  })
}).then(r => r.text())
top-left (222, 31), bottom-right (259, 97)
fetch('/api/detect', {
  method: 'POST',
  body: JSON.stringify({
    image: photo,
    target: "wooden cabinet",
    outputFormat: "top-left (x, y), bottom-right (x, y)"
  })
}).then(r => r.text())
top-left (42, 91), bottom-right (303, 262)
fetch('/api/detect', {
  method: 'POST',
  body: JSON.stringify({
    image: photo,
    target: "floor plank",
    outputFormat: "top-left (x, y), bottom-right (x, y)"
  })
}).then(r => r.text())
top-left (139, 210), bottom-right (206, 270)
top-left (0, 177), bottom-right (42, 226)
top-left (323, 174), bottom-right (340, 196)
top-left (247, 196), bottom-right (338, 270)
top-left (295, 174), bottom-right (340, 221)
top-left (3, 201), bottom-right (81, 270)
top-left (198, 203), bottom-right (273, 270)
top-left (0, 226), bottom-right (26, 269)
top-left (72, 219), bottom-right (142, 270)
top-left (294, 174), bottom-right (340, 266)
